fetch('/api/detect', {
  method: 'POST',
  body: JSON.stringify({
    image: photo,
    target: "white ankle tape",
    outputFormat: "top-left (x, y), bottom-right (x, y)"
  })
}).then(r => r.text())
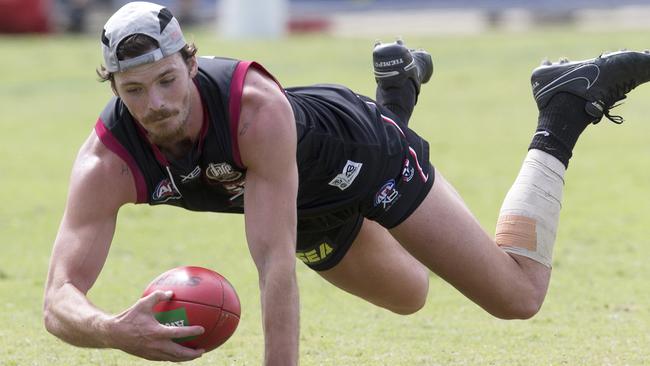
top-left (496, 149), bottom-right (566, 268)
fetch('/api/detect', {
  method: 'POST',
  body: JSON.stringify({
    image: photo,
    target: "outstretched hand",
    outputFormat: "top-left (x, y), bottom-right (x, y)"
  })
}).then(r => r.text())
top-left (109, 290), bottom-right (206, 362)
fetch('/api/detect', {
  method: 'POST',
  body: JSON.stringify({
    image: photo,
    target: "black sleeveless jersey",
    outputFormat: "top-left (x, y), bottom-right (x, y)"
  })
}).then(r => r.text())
top-left (96, 57), bottom-right (250, 213)
top-left (95, 57), bottom-right (412, 216)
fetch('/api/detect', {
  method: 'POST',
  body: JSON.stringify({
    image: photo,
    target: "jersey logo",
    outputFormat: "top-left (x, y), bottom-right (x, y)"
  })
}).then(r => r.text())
top-left (180, 165), bottom-right (201, 183)
top-left (401, 159), bottom-right (415, 183)
top-left (152, 179), bottom-right (181, 202)
top-left (206, 162), bottom-right (246, 198)
top-left (374, 179), bottom-right (400, 210)
top-left (206, 162), bottom-right (243, 182)
top-left (328, 160), bottom-right (363, 191)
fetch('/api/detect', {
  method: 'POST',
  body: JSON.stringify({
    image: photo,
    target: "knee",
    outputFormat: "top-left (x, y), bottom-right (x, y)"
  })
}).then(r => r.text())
top-left (386, 271), bottom-right (429, 315)
top-left (490, 288), bottom-right (546, 320)
top-left (388, 291), bottom-right (428, 315)
top-left (492, 300), bottom-right (542, 320)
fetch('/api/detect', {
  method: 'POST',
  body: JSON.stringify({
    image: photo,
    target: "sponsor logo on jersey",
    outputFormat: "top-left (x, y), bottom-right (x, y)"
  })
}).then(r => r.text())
top-left (222, 182), bottom-right (245, 198)
top-left (328, 160), bottom-right (363, 191)
top-left (374, 179), bottom-right (400, 209)
top-left (206, 162), bottom-right (243, 182)
top-left (296, 242), bottom-right (334, 265)
top-left (180, 165), bottom-right (201, 183)
top-left (401, 159), bottom-right (415, 183)
top-left (206, 162), bottom-right (246, 198)
top-left (152, 179), bottom-right (181, 202)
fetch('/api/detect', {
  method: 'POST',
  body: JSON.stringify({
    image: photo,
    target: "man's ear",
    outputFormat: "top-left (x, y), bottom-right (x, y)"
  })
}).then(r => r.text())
top-left (188, 56), bottom-right (199, 78)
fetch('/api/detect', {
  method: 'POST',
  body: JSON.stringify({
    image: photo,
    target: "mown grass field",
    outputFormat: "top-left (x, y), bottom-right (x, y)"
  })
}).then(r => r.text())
top-left (1, 26), bottom-right (649, 365)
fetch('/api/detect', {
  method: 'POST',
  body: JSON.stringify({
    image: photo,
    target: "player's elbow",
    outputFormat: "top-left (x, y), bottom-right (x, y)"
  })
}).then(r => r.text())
top-left (43, 304), bottom-right (59, 337)
top-left (42, 294), bottom-right (65, 339)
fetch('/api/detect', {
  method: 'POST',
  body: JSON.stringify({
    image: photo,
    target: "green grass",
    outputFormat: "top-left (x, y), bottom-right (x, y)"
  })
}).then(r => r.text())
top-left (1, 27), bottom-right (650, 365)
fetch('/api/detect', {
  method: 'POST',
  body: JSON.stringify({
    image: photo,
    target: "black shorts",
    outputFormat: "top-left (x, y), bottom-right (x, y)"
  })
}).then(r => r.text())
top-left (295, 112), bottom-right (434, 271)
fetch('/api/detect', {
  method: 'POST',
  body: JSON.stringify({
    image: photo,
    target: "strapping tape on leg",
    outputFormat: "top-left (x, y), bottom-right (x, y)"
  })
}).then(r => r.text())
top-left (494, 150), bottom-right (566, 268)
top-left (495, 214), bottom-right (552, 268)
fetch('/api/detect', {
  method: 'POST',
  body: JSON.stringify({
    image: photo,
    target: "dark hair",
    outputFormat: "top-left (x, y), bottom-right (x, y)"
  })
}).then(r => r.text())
top-left (96, 34), bottom-right (198, 83)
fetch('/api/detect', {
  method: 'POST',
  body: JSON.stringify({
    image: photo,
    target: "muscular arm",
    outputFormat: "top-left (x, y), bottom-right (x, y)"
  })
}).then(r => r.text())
top-left (43, 133), bottom-right (134, 347)
top-left (43, 133), bottom-right (203, 361)
top-left (238, 68), bottom-right (299, 366)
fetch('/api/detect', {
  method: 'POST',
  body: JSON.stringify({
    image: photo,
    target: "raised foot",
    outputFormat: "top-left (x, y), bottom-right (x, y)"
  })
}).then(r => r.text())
top-left (531, 50), bottom-right (650, 124)
top-left (373, 39), bottom-right (433, 93)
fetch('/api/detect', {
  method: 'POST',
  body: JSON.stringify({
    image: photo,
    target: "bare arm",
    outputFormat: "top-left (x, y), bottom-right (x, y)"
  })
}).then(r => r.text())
top-left (43, 133), bottom-right (203, 361)
top-left (239, 68), bottom-right (299, 366)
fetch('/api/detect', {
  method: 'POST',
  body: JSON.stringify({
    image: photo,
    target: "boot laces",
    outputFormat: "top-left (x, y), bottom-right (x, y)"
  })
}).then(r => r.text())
top-left (600, 79), bottom-right (637, 124)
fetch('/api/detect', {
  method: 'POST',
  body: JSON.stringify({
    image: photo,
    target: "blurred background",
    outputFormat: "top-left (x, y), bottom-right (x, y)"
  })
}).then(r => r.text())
top-left (3, 1), bottom-right (650, 365)
top-left (3, 0), bottom-right (650, 37)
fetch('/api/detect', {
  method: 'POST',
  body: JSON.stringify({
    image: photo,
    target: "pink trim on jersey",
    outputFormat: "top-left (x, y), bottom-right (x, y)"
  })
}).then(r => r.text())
top-left (94, 119), bottom-right (148, 203)
top-left (228, 61), bottom-right (250, 169)
top-left (228, 61), bottom-right (284, 169)
top-left (408, 146), bottom-right (429, 182)
top-left (380, 114), bottom-right (428, 182)
top-left (132, 120), bottom-right (170, 166)
top-left (381, 115), bottom-right (405, 137)
top-left (196, 88), bottom-right (210, 154)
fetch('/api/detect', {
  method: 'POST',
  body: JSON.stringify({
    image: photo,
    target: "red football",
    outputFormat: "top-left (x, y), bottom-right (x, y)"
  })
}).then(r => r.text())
top-left (142, 266), bottom-right (240, 352)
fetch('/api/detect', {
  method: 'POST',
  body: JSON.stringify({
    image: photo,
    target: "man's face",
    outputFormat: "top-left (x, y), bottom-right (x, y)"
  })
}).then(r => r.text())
top-left (113, 52), bottom-right (198, 146)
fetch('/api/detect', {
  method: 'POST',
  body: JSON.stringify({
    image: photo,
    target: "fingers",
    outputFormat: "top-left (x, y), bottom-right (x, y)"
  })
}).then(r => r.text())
top-left (138, 343), bottom-right (204, 362)
top-left (160, 324), bottom-right (205, 339)
top-left (159, 324), bottom-right (205, 361)
top-left (162, 343), bottom-right (205, 362)
top-left (137, 290), bottom-right (205, 339)
top-left (116, 292), bottom-right (209, 362)
top-left (152, 325), bottom-right (205, 361)
top-left (138, 290), bottom-right (173, 311)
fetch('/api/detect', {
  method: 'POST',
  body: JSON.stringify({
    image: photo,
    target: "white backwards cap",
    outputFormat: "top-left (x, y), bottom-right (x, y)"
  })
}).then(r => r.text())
top-left (101, 1), bottom-right (186, 72)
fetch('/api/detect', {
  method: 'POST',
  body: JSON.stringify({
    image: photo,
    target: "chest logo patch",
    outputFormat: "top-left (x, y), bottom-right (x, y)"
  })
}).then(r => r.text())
top-left (180, 165), bottom-right (201, 183)
top-left (206, 163), bottom-right (243, 182)
top-left (328, 160), bottom-right (363, 191)
top-left (152, 179), bottom-right (181, 202)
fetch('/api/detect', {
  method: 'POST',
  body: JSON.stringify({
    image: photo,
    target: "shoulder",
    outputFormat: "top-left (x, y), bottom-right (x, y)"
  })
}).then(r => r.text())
top-left (240, 66), bottom-right (293, 137)
top-left (70, 131), bottom-right (137, 207)
top-left (238, 67), bottom-right (296, 169)
top-left (241, 66), bottom-right (286, 105)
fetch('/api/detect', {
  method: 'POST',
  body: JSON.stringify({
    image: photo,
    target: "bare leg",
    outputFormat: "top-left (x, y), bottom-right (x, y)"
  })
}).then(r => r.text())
top-left (318, 219), bottom-right (429, 315)
top-left (318, 169), bottom-right (550, 319)
top-left (390, 169), bottom-right (550, 319)
top-left (322, 50), bottom-right (650, 318)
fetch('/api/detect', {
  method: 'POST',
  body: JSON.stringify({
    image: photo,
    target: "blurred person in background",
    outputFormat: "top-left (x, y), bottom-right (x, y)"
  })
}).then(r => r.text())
top-left (63, 0), bottom-right (90, 33)
top-left (176, 0), bottom-right (197, 25)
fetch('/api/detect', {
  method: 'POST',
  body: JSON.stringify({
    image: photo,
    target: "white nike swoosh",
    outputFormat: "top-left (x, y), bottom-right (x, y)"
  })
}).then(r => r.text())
top-left (534, 64), bottom-right (600, 101)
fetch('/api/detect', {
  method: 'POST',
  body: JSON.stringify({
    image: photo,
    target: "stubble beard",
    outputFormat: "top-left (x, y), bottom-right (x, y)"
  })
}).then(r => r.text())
top-left (147, 93), bottom-right (192, 149)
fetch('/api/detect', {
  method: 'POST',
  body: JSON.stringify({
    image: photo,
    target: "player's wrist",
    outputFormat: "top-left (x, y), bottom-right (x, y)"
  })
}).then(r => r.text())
top-left (94, 313), bottom-right (120, 349)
